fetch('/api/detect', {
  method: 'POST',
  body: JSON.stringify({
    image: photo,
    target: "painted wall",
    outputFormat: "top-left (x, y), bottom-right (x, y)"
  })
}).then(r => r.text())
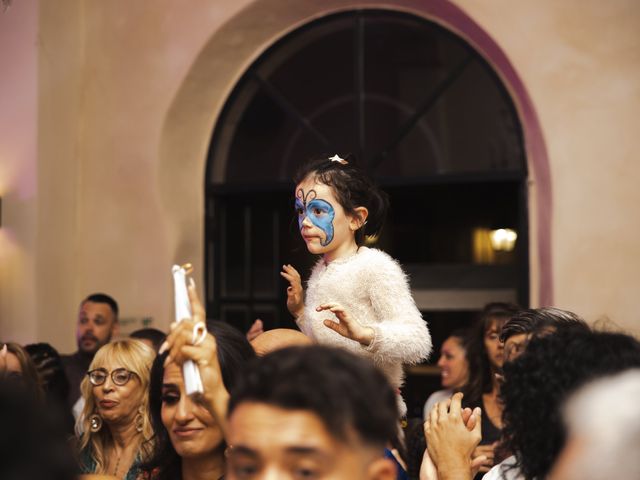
top-left (0, 0), bottom-right (38, 344)
top-left (456, 0), bottom-right (640, 331)
top-left (0, 0), bottom-right (638, 352)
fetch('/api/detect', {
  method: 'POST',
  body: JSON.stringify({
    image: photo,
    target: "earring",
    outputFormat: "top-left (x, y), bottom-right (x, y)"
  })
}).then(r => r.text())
top-left (135, 406), bottom-right (144, 433)
top-left (89, 413), bottom-right (102, 432)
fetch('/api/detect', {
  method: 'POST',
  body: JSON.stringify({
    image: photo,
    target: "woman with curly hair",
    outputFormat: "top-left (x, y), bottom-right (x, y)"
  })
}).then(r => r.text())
top-left (485, 324), bottom-right (640, 480)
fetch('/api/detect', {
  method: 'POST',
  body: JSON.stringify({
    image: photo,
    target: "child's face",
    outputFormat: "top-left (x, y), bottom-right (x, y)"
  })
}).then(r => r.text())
top-left (295, 176), bottom-right (358, 257)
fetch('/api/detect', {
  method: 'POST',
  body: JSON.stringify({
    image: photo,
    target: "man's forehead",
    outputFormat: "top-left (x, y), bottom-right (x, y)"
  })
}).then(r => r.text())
top-left (228, 402), bottom-right (341, 450)
top-left (79, 301), bottom-right (114, 317)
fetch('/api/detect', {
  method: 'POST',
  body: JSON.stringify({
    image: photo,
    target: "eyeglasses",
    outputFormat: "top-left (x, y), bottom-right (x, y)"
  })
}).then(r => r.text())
top-left (87, 368), bottom-right (137, 386)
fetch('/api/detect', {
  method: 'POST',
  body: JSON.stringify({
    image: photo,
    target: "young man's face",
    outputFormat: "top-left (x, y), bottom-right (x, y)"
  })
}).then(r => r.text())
top-left (226, 402), bottom-right (395, 480)
top-left (76, 301), bottom-right (118, 355)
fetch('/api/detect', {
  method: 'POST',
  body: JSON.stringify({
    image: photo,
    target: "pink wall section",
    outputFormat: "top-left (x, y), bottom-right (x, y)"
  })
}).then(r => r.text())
top-left (0, 0), bottom-right (39, 343)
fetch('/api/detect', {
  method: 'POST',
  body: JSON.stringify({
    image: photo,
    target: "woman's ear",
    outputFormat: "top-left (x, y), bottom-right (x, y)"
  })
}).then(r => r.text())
top-left (366, 457), bottom-right (397, 480)
top-left (350, 207), bottom-right (369, 231)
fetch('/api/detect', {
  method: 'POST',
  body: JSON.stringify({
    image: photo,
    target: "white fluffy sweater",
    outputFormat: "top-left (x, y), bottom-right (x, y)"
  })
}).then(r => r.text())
top-left (297, 247), bottom-right (432, 413)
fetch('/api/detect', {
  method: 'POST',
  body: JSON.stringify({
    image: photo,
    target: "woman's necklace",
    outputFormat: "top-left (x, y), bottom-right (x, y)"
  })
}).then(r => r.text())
top-left (112, 455), bottom-right (122, 478)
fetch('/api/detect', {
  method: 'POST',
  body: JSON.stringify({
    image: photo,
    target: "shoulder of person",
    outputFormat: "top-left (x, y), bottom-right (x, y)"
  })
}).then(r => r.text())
top-left (427, 389), bottom-right (453, 403)
top-left (356, 247), bottom-right (400, 268)
top-left (482, 456), bottom-right (522, 480)
top-left (356, 247), bottom-right (407, 280)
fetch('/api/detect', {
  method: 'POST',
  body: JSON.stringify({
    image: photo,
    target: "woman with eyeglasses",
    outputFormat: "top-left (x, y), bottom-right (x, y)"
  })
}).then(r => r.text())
top-left (77, 339), bottom-right (155, 480)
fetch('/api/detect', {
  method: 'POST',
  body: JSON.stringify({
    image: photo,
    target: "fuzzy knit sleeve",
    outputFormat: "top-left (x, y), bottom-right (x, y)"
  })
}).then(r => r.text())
top-left (362, 251), bottom-right (432, 364)
top-left (294, 258), bottom-right (324, 337)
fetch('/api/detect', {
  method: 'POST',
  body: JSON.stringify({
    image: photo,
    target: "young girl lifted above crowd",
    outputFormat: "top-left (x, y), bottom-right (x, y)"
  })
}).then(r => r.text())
top-left (281, 154), bottom-right (432, 414)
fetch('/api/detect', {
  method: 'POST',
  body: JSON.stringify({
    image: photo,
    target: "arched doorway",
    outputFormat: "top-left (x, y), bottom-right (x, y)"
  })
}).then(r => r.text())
top-left (205, 9), bottom-right (528, 337)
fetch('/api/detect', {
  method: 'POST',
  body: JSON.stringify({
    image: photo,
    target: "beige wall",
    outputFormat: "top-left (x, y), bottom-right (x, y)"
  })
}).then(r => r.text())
top-left (1, 0), bottom-right (638, 351)
top-left (456, 0), bottom-right (640, 331)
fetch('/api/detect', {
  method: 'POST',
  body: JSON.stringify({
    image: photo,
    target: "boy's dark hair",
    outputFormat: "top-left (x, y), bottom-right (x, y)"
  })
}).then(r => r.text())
top-left (130, 328), bottom-right (167, 352)
top-left (294, 154), bottom-right (389, 245)
top-left (500, 325), bottom-right (640, 480)
top-left (228, 345), bottom-right (398, 449)
top-left (143, 321), bottom-right (256, 480)
top-left (500, 307), bottom-right (587, 342)
top-left (83, 292), bottom-right (119, 318)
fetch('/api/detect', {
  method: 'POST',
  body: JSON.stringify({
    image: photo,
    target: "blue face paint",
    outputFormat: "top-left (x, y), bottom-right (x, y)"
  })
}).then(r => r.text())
top-left (296, 189), bottom-right (336, 246)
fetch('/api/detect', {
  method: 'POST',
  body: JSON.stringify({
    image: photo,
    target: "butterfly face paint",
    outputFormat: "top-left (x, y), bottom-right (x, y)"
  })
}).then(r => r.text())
top-left (295, 188), bottom-right (336, 246)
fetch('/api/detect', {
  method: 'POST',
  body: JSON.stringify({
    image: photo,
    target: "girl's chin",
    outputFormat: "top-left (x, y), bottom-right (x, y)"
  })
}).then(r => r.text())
top-left (305, 242), bottom-right (328, 254)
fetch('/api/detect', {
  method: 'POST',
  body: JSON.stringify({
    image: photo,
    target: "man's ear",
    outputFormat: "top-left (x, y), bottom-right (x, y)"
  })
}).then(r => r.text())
top-left (111, 320), bottom-right (120, 338)
top-left (366, 457), bottom-right (397, 480)
top-left (350, 206), bottom-right (369, 231)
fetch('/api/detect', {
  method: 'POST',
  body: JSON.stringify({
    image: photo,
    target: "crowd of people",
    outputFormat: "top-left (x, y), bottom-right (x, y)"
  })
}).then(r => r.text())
top-left (2, 155), bottom-right (639, 480)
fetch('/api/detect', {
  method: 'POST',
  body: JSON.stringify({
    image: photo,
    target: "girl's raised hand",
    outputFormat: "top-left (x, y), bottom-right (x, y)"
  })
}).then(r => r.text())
top-left (159, 283), bottom-right (229, 432)
top-left (280, 264), bottom-right (305, 318)
top-left (317, 303), bottom-right (375, 346)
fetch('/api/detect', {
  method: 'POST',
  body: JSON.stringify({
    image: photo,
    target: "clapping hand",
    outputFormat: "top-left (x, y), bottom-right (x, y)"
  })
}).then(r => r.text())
top-left (420, 393), bottom-right (485, 480)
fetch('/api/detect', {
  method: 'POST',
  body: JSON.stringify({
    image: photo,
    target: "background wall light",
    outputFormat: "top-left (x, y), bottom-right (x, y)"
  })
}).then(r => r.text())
top-left (490, 228), bottom-right (517, 252)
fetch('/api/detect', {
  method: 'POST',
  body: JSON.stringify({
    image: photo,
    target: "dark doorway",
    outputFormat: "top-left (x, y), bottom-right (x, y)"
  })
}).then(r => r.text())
top-left (205, 9), bottom-right (527, 417)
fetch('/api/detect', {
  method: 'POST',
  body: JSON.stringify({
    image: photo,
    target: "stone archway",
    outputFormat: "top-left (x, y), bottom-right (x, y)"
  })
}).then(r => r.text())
top-left (157, 0), bottom-right (552, 305)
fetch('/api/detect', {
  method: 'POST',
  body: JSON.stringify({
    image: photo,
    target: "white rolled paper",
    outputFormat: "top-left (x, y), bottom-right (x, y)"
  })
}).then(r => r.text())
top-left (172, 264), bottom-right (204, 395)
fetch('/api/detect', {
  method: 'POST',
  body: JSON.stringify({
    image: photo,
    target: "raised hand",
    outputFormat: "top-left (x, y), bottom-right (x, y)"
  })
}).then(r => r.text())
top-left (316, 302), bottom-right (375, 346)
top-left (423, 392), bottom-right (482, 480)
top-left (159, 282), bottom-right (229, 433)
top-left (280, 264), bottom-right (305, 318)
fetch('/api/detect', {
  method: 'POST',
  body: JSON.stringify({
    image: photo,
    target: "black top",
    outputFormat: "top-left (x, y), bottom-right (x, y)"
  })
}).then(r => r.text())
top-left (61, 351), bottom-right (93, 409)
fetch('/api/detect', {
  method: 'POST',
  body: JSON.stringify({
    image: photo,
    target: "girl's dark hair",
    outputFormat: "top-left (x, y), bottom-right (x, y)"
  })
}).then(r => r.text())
top-left (462, 303), bottom-right (520, 407)
top-left (294, 154), bottom-right (389, 246)
top-left (142, 321), bottom-right (256, 480)
top-left (500, 325), bottom-right (640, 480)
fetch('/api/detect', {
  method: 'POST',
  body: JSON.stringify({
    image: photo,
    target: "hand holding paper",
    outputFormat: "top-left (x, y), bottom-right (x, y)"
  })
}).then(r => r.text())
top-left (170, 264), bottom-right (203, 395)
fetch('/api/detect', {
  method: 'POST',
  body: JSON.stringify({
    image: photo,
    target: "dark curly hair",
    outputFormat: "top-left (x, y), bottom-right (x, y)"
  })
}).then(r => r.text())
top-left (142, 321), bottom-right (255, 480)
top-left (500, 325), bottom-right (640, 480)
top-left (500, 307), bottom-right (586, 343)
top-left (293, 154), bottom-right (389, 246)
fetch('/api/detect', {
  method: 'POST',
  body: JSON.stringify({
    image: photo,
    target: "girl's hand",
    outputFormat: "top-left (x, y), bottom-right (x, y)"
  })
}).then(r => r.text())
top-left (159, 283), bottom-right (229, 433)
top-left (280, 264), bottom-right (305, 318)
top-left (317, 303), bottom-right (375, 346)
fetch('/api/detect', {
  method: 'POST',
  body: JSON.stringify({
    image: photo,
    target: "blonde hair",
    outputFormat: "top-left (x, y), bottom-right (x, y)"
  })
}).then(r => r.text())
top-left (78, 339), bottom-right (155, 473)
